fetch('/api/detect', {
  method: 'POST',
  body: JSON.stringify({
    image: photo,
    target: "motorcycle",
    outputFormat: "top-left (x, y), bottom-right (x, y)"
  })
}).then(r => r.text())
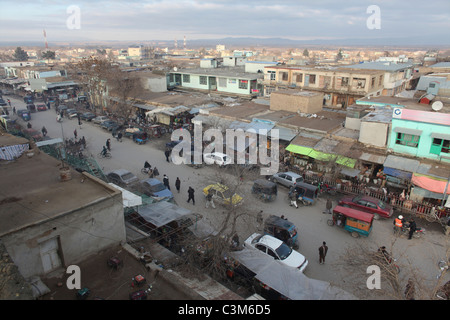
top-left (400, 223), bottom-right (425, 239)
top-left (317, 182), bottom-right (337, 196)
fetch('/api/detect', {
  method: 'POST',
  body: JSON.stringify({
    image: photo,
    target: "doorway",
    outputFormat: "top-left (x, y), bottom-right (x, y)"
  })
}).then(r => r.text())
top-left (39, 237), bottom-right (62, 273)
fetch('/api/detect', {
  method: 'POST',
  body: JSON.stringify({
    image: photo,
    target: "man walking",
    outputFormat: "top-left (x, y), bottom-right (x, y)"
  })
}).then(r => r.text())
top-left (41, 126), bottom-right (47, 137)
top-left (106, 138), bottom-right (111, 151)
top-left (187, 186), bottom-right (195, 205)
top-left (325, 197), bottom-right (333, 214)
top-left (163, 174), bottom-right (170, 190)
top-left (319, 241), bottom-right (328, 264)
top-left (289, 190), bottom-right (298, 208)
top-left (408, 218), bottom-right (417, 240)
top-left (205, 190), bottom-right (215, 209)
top-left (165, 148), bottom-right (171, 162)
top-left (74, 129), bottom-right (77, 140)
top-left (175, 177), bottom-right (181, 193)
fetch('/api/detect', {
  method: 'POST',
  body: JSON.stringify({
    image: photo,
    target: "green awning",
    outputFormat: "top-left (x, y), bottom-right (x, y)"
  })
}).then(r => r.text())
top-left (285, 144), bottom-right (313, 156)
top-left (286, 144), bottom-right (356, 168)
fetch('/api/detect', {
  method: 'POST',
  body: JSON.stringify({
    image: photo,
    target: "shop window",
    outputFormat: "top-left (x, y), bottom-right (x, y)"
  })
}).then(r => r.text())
top-left (430, 138), bottom-right (450, 155)
top-left (395, 132), bottom-right (420, 148)
top-left (238, 80), bottom-right (248, 89)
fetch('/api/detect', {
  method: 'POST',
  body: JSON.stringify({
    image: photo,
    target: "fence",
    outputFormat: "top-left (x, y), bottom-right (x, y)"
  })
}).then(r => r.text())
top-left (288, 166), bottom-right (449, 224)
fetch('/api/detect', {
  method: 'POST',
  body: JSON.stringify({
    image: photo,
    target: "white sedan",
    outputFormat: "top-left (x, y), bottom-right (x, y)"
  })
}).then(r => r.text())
top-left (203, 152), bottom-right (233, 166)
top-left (244, 233), bottom-right (308, 272)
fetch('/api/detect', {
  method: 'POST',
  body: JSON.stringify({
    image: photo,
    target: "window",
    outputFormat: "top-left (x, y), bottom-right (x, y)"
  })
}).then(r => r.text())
top-left (199, 76), bottom-right (207, 85)
top-left (267, 249), bottom-right (278, 259)
top-left (295, 73), bottom-right (303, 83)
top-left (268, 71), bottom-right (276, 80)
top-left (308, 74), bottom-right (316, 84)
top-left (379, 75), bottom-right (383, 86)
top-left (281, 72), bottom-right (288, 81)
top-left (429, 83), bottom-right (436, 88)
top-left (182, 74), bottom-right (190, 83)
top-left (238, 80), bottom-right (248, 89)
top-left (341, 77), bottom-right (349, 86)
top-left (430, 138), bottom-right (450, 155)
top-left (396, 132), bottom-right (420, 148)
top-left (218, 77), bottom-right (227, 88)
top-left (371, 77), bottom-right (376, 88)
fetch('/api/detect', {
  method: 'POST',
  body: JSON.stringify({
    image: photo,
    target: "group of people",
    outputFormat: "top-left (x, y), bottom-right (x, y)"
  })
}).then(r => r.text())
top-left (393, 215), bottom-right (417, 240)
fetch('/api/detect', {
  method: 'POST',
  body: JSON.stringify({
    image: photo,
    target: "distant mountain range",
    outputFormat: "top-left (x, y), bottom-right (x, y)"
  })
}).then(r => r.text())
top-left (1, 35), bottom-right (449, 49)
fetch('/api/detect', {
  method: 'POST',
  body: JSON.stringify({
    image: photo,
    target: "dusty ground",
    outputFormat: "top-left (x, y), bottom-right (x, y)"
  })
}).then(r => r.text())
top-left (39, 244), bottom-right (193, 300)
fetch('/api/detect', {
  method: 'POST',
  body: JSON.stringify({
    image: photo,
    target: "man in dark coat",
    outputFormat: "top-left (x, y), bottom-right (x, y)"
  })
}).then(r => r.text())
top-left (175, 177), bottom-right (181, 193)
top-left (163, 174), bottom-right (170, 190)
top-left (187, 186), bottom-right (195, 205)
top-left (319, 241), bottom-right (328, 264)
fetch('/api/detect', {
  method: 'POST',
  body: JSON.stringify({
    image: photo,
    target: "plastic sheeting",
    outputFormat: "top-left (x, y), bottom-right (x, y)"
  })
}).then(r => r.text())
top-left (411, 173), bottom-right (450, 195)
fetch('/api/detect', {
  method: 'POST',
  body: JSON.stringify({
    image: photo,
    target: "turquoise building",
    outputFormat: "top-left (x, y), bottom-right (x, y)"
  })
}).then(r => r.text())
top-left (388, 107), bottom-right (450, 164)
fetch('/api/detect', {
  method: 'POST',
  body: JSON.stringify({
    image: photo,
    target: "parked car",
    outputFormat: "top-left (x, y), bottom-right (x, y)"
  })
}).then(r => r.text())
top-left (36, 104), bottom-right (47, 111)
top-left (0, 98), bottom-right (7, 106)
top-left (101, 120), bottom-right (120, 131)
top-left (57, 105), bottom-right (68, 113)
top-left (203, 152), bottom-right (232, 167)
top-left (17, 109), bottom-right (31, 121)
top-left (133, 178), bottom-right (173, 200)
top-left (106, 169), bottom-right (139, 188)
top-left (166, 140), bottom-right (182, 150)
top-left (80, 112), bottom-right (96, 121)
top-left (93, 115), bottom-right (109, 124)
top-left (23, 128), bottom-right (43, 141)
top-left (66, 108), bottom-right (78, 118)
top-left (338, 194), bottom-right (393, 219)
top-left (270, 171), bottom-right (304, 188)
top-left (244, 233), bottom-right (308, 273)
top-left (203, 183), bottom-right (243, 206)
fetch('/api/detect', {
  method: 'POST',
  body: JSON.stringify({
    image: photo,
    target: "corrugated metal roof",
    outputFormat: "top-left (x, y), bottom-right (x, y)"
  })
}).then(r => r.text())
top-left (384, 155), bottom-right (419, 173)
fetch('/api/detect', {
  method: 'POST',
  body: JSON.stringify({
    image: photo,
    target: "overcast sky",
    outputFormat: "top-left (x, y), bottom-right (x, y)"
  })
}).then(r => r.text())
top-left (1, 0), bottom-right (449, 44)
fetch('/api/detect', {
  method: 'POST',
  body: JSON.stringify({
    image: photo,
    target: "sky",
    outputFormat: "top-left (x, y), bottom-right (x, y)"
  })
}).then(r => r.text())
top-left (0, 0), bottom-right (449, 44)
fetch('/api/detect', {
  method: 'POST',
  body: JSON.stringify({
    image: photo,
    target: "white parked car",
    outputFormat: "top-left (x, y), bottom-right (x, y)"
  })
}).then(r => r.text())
top-left (203, 152), bottom-right (233, 167)
top-left (92, 116), bottom-right (109, 124)
top-left (244, 233), bottom-right (308, 272)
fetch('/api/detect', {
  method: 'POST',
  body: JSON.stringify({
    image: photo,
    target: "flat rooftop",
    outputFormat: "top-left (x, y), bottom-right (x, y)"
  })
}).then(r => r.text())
top-left (174, 66), bottom-right (264, 80)
top-left (357, 96), bottom-right (450, 113)
top-left (0, 142), bottom-right (119, 237)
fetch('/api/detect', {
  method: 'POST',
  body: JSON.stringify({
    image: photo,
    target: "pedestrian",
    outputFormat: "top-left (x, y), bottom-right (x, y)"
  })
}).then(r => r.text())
top-left (163, 174), bottom-right (170, 190)
top-left (27, 122), bottom-right (32, 129)
top-left (289, 190), bottom-right (298, 208)
top-left (205, 190), bottom-right (215, 209)
top-left (74, 129), bottom-right (77, 139)
top-left (325, 197), bottom-right (333, 214)
top-left (117, 131), bottom-right (122, 142)
top-left (106, 138), bottom-right (111, 151)
top-left (13, 106), bottom-right (16, 114)
top-left (319, 241), bottom-right (328, 264)
top-left (187, 186), bottom-right (195, 205)
top-left (408, 218), bottom-right (417, 240)
top-left (47, 102), bottom-right (50, 109)
top-left (153, 167), bottom-right (159, 177)
top-left (7, 99), bottom-right (11, 107)
top-left (175, 177), bottom-right (181, 193)
top-left (165, 148), bottom-right (171, 162)
top-left (78, 114), bottom-right (82, 128)
top-left (81, 136), bottom-right (86, 149)
top-left (41, 126), bottom-right (47, 137)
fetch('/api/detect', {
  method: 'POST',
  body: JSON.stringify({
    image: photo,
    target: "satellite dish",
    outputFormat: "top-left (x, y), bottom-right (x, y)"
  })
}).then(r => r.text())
top-left (432, 101), bottom-right (443, 111)
top-left (173, 67), bottom-right (178, 71)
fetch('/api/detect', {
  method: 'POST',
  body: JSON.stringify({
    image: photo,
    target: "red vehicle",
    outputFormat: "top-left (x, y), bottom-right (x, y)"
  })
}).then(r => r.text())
top-left (338, 194), bottom-right (393, 219)
top-left (37, 104), bottom-right (47, 111)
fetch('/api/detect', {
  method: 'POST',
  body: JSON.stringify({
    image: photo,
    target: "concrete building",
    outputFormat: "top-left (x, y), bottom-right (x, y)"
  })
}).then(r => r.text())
top-left (269, 90), bottom-right (323, 114)
top-left (261, 65), bottom-right (385, 108)
top-left (167, 67), bottom-right (264, 97)
top-left (0, 134), bottom-right (126, 279)
top-left (342, 61), bottom-right (414, 96)
top-left (388, 107), bottom-right (450, 164)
